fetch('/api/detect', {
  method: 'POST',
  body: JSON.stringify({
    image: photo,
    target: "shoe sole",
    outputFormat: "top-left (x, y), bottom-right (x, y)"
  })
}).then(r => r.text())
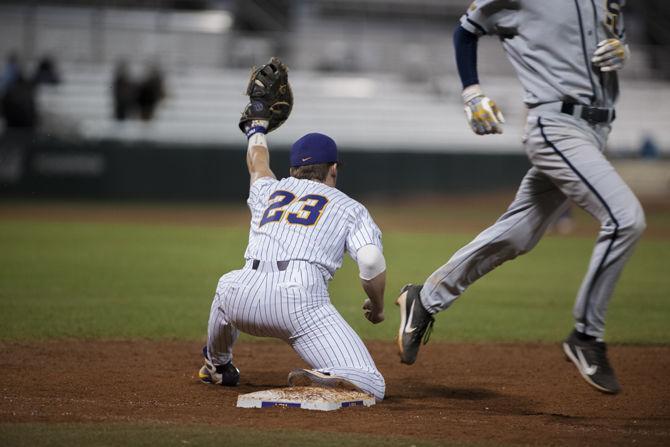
top-left (562, 342), bottom-right (619, 394)
top-left (395, 284), bottom-right (414, 365)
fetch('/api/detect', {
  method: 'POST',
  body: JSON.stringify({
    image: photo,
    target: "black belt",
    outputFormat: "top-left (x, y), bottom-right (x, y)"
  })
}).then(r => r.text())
top-left (251, 259), bottom-right (290, 271)
top-left (561, 102), bottom-right (615, 125)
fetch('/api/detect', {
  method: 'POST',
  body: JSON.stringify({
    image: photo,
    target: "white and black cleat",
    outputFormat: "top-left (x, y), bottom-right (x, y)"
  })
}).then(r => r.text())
top-left (198, 346), bottom-right (240, 386)
top-left (396, 284), bottom-right (435, 365)
top-left (563, 330), bottom-right (621, 394)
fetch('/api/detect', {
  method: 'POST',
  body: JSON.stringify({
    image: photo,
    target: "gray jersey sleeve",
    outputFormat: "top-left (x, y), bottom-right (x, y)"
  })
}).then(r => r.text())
top-left (460, 0), bottom-right (519, 36)
top-left (345, 204), bottom-right (383, 261)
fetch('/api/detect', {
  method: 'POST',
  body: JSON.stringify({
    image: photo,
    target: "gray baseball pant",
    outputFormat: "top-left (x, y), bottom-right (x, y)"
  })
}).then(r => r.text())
top-left (420, 109), bottom-right (646, 338)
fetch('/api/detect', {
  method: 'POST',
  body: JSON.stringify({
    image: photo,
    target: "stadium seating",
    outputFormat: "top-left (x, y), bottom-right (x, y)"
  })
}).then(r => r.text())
top-left (37, 64), bottom-right (670, 155)
top-left (0, 3), bottom-right (667, 155)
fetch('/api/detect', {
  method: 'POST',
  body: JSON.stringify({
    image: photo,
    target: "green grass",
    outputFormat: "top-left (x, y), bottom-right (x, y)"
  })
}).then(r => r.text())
top-left (1, 219), bottom-right (668, 343)
top-left (0, 423), bottom-right (490, 447)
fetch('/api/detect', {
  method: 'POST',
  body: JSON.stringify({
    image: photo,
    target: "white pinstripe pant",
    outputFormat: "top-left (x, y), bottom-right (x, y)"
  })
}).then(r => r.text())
top-left (206, 260), bottom-right (385, 400)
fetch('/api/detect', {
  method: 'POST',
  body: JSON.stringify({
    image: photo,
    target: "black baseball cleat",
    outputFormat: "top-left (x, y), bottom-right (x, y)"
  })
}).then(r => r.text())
top-left (198, 346), bottom-right (240, 386)
top-left (562, 330), bottom-right (621, 394)
top-left (396, 284), bottom-right (435, 365)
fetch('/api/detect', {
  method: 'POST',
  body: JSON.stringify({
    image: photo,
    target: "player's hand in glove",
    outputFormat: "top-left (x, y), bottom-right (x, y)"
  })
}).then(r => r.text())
top-left (462, 84), bottom-right (505, 135)
top-left (363, 298), bottom-right (385, 324)
top-left (239, 57), bottom-right (293, 135)
top-left (592, 38), bottom-right (630, 72)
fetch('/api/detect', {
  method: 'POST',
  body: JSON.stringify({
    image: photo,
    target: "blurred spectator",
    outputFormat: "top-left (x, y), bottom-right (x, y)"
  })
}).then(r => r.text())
top-left (1, 71), bottom-right (38, 130)
top-left (32, 55), bottom-right (62, 87)
top-left (640, 135), bottom-right (660, 159)
top-left (0, 69), bottom-right (38, 184)
top-left (136, 64), bottom-right (166, 121)
top-left (30, 55), bottom-right (78, 140)
top-left (112, 60), bottom-right (136, 121)
top-left (0, 52), bottom-right (21, 95)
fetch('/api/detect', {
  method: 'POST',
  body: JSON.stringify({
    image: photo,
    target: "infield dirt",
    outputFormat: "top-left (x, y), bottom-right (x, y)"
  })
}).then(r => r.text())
top-left (1, 340), bottom-right (668, 446)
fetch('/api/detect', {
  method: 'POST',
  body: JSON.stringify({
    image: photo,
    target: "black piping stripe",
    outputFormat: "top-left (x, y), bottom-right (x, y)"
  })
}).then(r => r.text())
top-left (465, 12), bottom-right (487, 35)
top-left (538, 117), bottom-right (619, 331)
top-left (591, 0), bottom-right (598, 45)
top-left (590, 0), bottom-right (605, 104)
top-left (574, 0), bottom-right (596, 104)
top-left (589, 0), bottom-right (600, 45)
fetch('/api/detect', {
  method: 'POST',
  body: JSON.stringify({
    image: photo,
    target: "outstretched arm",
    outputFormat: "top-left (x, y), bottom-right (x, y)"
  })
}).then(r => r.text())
top-left (238, 57), bottom-right (292, 185)
top-left (453, 25), bottom-right (505, 135)
top-left (357, 244), bottom-right (386, 324)
top-left (245, 120), bottom-right (275, 185)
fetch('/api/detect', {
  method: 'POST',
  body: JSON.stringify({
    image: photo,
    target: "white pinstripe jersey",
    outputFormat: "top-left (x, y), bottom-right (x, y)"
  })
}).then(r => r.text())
top-left (244, 176), bottom-right (382, 279)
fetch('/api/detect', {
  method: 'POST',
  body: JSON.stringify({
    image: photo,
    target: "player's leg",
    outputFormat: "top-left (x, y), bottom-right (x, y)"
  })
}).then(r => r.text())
top-left (199, 271), bottom-right (245, 386)
top-left (532, 116), bottom-right (645, 337)
top-left (397, 167), bottom-right (568, 364)
top-left (530, 115), bottom-right (645, 393)
top-left (289, 302), bottom-right (385, 401)
top-left (423, 167), bottom-right (569, 311)
top-left (274, 271), bottom-right (385, 400)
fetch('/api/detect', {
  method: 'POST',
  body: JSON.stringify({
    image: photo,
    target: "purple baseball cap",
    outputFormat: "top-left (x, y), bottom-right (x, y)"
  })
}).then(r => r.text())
top-left (290, 133), bottom-right (338, 168)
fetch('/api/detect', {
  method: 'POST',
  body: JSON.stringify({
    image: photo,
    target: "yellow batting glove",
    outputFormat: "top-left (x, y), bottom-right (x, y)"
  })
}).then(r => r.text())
top-left (592, 38), bottom-right (630, 72)
top-left (462, 84), bottom-right (505, 135)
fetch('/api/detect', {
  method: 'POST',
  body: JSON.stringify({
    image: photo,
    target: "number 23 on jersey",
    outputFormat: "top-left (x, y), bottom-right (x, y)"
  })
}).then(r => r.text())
top-left (259, 190), bottom-right (329, 227)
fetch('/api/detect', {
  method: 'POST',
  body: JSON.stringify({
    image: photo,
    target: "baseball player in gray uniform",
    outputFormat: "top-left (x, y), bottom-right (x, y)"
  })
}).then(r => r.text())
top-left (397, 0), bottom-right (644, 394)
top-left (197, 121), bottom-right (388, 400)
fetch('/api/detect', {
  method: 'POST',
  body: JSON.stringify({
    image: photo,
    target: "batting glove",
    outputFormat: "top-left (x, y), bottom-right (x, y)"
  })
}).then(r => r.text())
top-left (462, 84), bottom-right (505, 135)
top-left (592, 38), bottom-right (630, 72)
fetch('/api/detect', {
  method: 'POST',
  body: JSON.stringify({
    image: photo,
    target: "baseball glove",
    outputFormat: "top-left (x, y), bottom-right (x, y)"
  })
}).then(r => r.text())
top-left (238, 57), bottom-right (293, 133)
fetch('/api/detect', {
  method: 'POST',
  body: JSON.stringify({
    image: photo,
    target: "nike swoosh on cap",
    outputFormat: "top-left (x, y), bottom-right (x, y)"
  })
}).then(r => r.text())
top-left (302, 157), bottom-right (312, 162)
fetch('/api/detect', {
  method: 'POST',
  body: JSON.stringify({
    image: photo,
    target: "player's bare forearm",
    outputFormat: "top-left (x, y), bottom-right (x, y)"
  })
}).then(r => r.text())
top-left (362, 271), bottom-right (385, 324)
top-left (246, 132), bottom-right (275, 185)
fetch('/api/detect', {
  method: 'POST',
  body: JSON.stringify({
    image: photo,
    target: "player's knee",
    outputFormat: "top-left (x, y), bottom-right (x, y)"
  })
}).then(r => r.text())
top-left (515, 241), bottom-right (533, 256)
top-left (504, 236), bottom-right (533, 258)
top-left (630, 211), bottom-right (646, 240)
top-left (358, 368), bottom-right (385, 401)
top-left (617, 202), bottom-right (646, 242)
top-left (371, 370), bottom-right (386, 401)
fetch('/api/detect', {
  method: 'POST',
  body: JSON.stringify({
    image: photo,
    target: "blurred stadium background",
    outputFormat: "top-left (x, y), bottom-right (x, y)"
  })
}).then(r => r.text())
top-left (0, 0), bottom-right (669, 201)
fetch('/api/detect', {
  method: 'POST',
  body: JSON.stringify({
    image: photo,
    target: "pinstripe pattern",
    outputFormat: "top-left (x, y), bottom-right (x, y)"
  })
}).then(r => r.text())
top-left (246, 177), bottom-right (382, 279)
top-left (206, 177), bottom-right (385, 400)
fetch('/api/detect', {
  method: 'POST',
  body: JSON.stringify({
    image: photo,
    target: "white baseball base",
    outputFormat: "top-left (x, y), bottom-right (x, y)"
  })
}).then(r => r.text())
top-left (236, 386), bottom-right (375, 411)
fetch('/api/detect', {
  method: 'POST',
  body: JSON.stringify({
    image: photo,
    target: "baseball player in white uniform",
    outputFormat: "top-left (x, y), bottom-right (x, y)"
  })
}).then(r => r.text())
top-left (198, 124), bottom-right (387, 401)
top-left (397, 0), bottom-right (645, 395)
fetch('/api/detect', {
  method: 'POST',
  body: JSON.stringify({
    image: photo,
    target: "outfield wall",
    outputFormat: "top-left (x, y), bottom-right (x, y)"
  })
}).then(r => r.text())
top-left (0, 139), bottom-right (531, 201)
